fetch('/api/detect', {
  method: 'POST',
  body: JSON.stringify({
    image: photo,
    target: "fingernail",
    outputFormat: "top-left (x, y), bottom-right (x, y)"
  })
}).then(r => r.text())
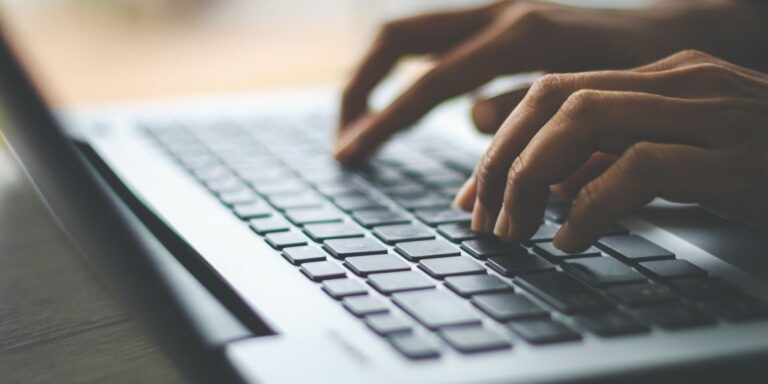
top-left (471, 199), bottom-right (486, 232)
top-left (493, 207), bottom-right (512, 239)
top-left (453, 177), bottom-right (476, 211)
top-left (333, 136), bottom-right (356, 162)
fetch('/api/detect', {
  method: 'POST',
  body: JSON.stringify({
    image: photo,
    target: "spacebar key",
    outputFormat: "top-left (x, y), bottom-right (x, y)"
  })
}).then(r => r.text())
top-left (393, 290), bottom-right (481, 329)
top-left (517, 271), bottom-right (612, 314)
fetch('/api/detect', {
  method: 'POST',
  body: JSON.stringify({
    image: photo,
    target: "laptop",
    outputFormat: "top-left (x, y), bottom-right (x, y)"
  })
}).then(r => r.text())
top-left (2, 18), bottom-right (768, 384)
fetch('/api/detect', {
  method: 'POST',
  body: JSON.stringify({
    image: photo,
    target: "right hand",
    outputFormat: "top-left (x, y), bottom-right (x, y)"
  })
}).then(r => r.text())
top-left (334, 0), bottom-right (768, 163)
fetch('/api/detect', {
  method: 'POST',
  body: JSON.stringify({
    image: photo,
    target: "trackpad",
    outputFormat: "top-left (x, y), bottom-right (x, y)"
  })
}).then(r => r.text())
top-left (636, 201), bottom-right (768, 280)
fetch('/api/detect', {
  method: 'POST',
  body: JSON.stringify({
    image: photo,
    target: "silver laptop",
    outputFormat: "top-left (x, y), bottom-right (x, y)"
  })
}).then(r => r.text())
top-left (2, 18), bottom-right (768, 384)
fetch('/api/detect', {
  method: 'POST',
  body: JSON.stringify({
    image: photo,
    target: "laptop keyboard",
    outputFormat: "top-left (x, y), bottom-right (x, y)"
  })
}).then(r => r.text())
top-left (142, 114), bottom-right (768, 359)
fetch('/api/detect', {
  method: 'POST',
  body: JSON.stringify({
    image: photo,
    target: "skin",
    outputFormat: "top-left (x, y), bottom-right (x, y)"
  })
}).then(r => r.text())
top-left (335, 0), bottom-right (768, 252)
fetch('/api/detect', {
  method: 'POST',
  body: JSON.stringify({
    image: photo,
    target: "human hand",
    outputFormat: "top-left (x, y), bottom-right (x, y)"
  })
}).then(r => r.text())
top-left (453, 50), bottom-right (768, 252)
top-left (334, 0), bottom-right (768, 163)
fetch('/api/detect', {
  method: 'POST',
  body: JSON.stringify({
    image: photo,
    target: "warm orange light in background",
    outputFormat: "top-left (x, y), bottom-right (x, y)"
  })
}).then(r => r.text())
top-left (0, 0), bottom-right (482, 106)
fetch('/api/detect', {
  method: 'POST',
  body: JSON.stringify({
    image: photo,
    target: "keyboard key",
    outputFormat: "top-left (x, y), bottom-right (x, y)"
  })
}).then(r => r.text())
top-left (606, 283), bottom-right (678, 307)
top-left (507, 319), bottom-right (581, 344)
top-left (342, 295), bottom-right (389, 316)
top-left (265, 231), bottom-right (308, 249)
top-left (303, 222), bottom-right (364, 242)
top-left (281, 246), bottom-right (327, 265)
top-left (437, 222), bottom-right (484, 243)
top-left (232, 201), bottom-right (272, 219)
top-left (439, 326), bottom-right (511, 353)
top-left (393, 193), bottom-right (451, 210)
top-left (563, 257), bottom-right (646, 287)
top-left (395, 239), bottom-right (460, 261)
top-left (635, 304), bottom-right (715, 329)
top-left (533, 242), bottom-right (601, 262)
top-left (444, 275), bottom-right (513, 297)
top-left (373, 224), bottom-right (435, 244)
top-left (638, 259), bottom-right (707, 280)
top-left (471, 292), bottom-right (548, 321)
top-left (393, 290), bottom-right (481, 329)
top-left (322, 279), bottom-right (368, 299)
top-left (219, 188), bottom-right (259, 206)
top-left (528, 224), bottom-right (560, 243)
top-left (699, 297), bottom-right (768, 322)
top-left (300, 261), bottom-right (346, 281)
top-left (315, 183), bottom-right (363, 197)
top-left (249, 216), bottom-right (291, 234)
top-left (380, 184), bottom-right (427, 196)
top-left (285, 206), bottom-right (343, 225)
top-left (323, 238), bottom-right (387, 258)
top-left (368, 271), bottom-right (435, 294)
top-left (419, 256), bottom-right (485, 279)
top-left (353, 209), bottom-right (410, 227)
top-left (269, 193), bottom-right (324, 210)
top-left (344, 254), bottom-right (411, 276)
top-left (460, 238), bottom-right (527, 260)
top-left (333, 195), bottom-right (385, 212)
top-left (517, 272), bottom-right (613, 314)
top-left (387, 333), bottom-right (440, 359)
top-left (544, 199), bottom-right (570, 223)
top-left (253, 180), bottom-right (308, 196)
top-left (575, 311), bottom-right (649, 336)
top-left (668, 277), bottom-right (740, 300)
top-left (364, 314), bottom-right (412, 335)
top-left (598, 235), bottom-right (675, 263)
top-left (487, 254), bottom-right (555, 276)
top-left (415, 208), bottom-right (472, 226)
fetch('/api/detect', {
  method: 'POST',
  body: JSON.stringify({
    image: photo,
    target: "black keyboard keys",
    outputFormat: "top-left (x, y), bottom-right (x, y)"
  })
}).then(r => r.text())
top-left (439, 326), bottom-right (511, 353)
top-left (344, 254), bottom-right (411, 276)
top-left (323, 238), bottom-right (387, 258)
top-left (373, 224), bottom-right (435, 244)
top-left (598, 235), bottom-right (675, 263)
top-left (507, 319), bottom-right (581, 344)
top-left (333, 195), bottom-right (384, 212)
top-left (437, 222), bottom-right (484, 242)
top-left (285, 206), bottom-right (343, 225)
top-left (249, 216), bottom-right (291, 234)
top-left (699, 297), bottom-right (768, 322)
top-left (387, 333), bottom-right (440, 359)
top-left (471, 292), bottom-right (548, 321)
top-left (606, 283), bottom-right (678, 307)
top-left (461, 238), bottom-right (527, 260)
top-left (395, 239), bottom-right (460, 261)
top-left (419, 256), bottom-right (485, 279)
top-left (445, 275), bottom-right (513, 297)
top-left (269, 192), bottom-right (324, 210)
top-left (528, 224), bottom-right (560, 243)
top-left (487, 254), bottom-right (555, 276)
top-left (575, 311), bottom-right (649, 336)
top-left (322, 279), bottom-right (368, 299)
top-left (353, 209), bottom-right (410, 227)
top-left (368, 271), bottom-right (435, 294)
top-left (414, 208), bottom-right (472, 226)
top-left (282, 246), bottom-right (327, 265)
top-left (635, 304), bottom-right (715, 329)
top-left (393, 290), bottom-right (481, 329)
top-left (342, 295), bottom-right (389, 316)
top-left (303, 222), bottom-right (364, 241)
top-left (265, 231), bottom-right (308, 250)
top-left (232, 201), bottom-right (272, 219)
top-left (668, 277), bottom-right (740, 300)
top-left (637, 259), bottom-right (706, 280)
top-left (300, 261), bottom-right (346, 281)
top-left (365, 314), bottom-right (412, 335)
top-left (533, 242), bottom-right (601, 262)
top-left (564, 257), bottom-right (646, 287)
top-left (517, 271), bottom-right (612, 314)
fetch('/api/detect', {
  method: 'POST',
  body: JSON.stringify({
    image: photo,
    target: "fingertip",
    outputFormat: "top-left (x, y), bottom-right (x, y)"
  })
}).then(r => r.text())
top-left (453, 177), bottom-right (477, 211)
top-left (471, 101), bottom-right (497, 134)
top-left (553, 221), bottom-right (590, 253)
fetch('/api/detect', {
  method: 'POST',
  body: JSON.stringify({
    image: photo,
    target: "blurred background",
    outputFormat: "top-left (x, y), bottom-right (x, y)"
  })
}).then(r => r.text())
top-left (0, 0), bottom-right (644, 107)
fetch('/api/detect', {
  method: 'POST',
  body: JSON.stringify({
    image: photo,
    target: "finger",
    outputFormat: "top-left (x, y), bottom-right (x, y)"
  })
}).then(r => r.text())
top-left (454, 175), bottom-right (477, 211)
top-left (471, 87), bottom-right (530, 133)
top-left (554, 143), bottom-right (720, 251)
top-left (472, 65), bottom-right (749, 234)
top-left (550, 152), bottom-right (617, 199)
top-left (340, 5), bottom-right (496, 130)
top-left (335, 28), bottom-right (507, 163)
top-left (494, 91), bottom-right (742, 242)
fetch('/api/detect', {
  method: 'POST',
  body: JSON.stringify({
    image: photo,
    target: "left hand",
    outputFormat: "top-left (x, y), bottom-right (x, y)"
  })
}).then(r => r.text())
top-left (453, 50), bottom-right (768, 252)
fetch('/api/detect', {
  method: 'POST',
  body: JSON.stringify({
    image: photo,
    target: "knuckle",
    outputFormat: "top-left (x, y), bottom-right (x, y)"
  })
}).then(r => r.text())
top-left (527, 73), bottom-right (572, 107)
top-left (619, 142), bottom-right (658, 180)
top-left (561, 89), bottom-right (602, 119)
top-left (376, 20), bottom-right (405, 45)
top-left (671, 49), bottom-right (712, 63)
top-left (474, 155), bottom-right (499, 202)
top-left (506, 155), bottom-right (530, 191)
